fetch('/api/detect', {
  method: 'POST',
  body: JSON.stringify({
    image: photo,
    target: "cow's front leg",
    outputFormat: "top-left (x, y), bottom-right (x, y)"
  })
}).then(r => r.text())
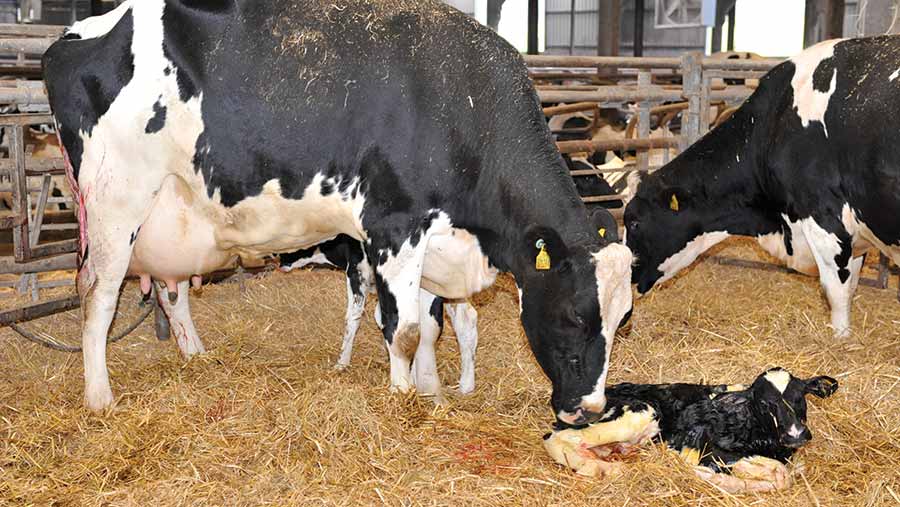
top-left (411, 290), bottom-right (445, 401)
top-left (156, 280), bottom-right (206, 357)
top-left (370, 237), bottom-right (429, 393)
top-left (446, 301), bottom-right (478, 394)
top-left (801, 217), bottom-right (855, 338)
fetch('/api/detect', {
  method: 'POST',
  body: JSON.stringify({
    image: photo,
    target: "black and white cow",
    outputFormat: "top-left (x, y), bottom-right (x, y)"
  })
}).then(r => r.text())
top-left (279, 235), bottom-right (479, 396)
top-left (625, 38), bottom-right (900, 338)
top-left (43, 0), bottom-right (633, 419)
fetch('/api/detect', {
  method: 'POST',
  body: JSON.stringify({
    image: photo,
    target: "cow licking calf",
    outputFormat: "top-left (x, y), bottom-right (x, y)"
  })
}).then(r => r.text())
top-left (280, 235), bottom-right (479, 397)
top-left (544, 367), bottom-right (838, 493)
top-left (44, 0), bottom-right (632, 415)
top-left (625, 37), bottom-right (900, 338)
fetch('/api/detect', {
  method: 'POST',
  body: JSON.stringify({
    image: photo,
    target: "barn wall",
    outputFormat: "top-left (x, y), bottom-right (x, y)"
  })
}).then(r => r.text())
top-left (545, 0), bottom-right (705, 57)
top-left (445, 0), bottom-right (476, 17)
top-left (547, 0), bottom-right (862, 57)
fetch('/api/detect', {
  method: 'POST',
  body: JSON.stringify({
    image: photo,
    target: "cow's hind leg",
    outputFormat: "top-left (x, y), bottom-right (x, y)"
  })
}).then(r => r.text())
top-left (801, 216), bottom-right (855, 338)
top-left (411, 290), bottom-right (445, 401)
top-left (156, 280), bottom-right (206, 357)
top-left (79, 220), bottom-right (146, 411)
top-left (446, 302), bottom-right (478, 394)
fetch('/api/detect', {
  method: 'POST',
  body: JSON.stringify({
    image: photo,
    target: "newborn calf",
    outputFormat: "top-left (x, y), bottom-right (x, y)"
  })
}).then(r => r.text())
top-left (544, 368), bottom-right (838, 492)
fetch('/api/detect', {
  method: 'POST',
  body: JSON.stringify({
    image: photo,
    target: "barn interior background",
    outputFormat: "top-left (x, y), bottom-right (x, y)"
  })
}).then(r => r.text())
top-left (0, 1), bottom-right (898, 506)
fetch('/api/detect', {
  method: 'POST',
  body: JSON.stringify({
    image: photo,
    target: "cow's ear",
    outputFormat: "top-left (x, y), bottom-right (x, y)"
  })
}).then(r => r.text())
top-left (524, 226), bottom-right (569, 271)
top-left (589, 209), bottom-right (619, 243)
top-left (803, 376), bottom-right (839, 398)
top-left (659, 187), bottom-right (690, 212)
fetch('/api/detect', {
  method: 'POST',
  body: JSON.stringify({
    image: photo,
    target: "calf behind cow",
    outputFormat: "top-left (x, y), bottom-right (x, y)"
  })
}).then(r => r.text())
top-left (625, 37), bottom-right (900, 337)
top-left (280, 235), bottom-right (479, 396)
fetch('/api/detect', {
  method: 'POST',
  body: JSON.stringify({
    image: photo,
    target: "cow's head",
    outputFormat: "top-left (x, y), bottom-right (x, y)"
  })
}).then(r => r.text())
top-left (624, 176), bottom-right (729, 294)
top-left (518, 226), bottom-right (633, 427)
top-left (750, 367), bottom-right (838, 448)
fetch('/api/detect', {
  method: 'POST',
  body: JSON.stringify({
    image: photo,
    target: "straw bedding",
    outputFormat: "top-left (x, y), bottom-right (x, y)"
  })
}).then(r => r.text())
top-left (0, 238), bottom-right (898, 506)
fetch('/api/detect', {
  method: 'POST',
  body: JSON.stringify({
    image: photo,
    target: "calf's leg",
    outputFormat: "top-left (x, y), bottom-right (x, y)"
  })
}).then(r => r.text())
top-left (411, 290), bottom-right (444, 400)
top-left (446, 302), bottom-right (478, 394)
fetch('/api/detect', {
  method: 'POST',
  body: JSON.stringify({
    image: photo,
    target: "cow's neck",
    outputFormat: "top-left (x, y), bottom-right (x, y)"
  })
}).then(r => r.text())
top-left (469, 149), bottom-right (600, 279)
top-left (656, 104), bottom-right (782, 238)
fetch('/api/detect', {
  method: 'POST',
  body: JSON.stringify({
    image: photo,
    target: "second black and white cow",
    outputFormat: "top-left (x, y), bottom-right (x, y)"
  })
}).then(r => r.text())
top-left (43, 0), bottom-right (633, 420)
top-left (625, 37), bottom-right (900, 337)
top-left (280, 235), bottom-right (479, 396)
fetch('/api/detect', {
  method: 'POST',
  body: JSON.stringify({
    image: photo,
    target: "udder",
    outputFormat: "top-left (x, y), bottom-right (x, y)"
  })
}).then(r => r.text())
top-left (129, 174), bottom-right (236, 289)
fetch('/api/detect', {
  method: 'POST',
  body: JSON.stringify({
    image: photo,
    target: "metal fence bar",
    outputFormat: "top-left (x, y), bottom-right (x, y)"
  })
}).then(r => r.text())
top-left (557, 136), bottom-right (680, 154)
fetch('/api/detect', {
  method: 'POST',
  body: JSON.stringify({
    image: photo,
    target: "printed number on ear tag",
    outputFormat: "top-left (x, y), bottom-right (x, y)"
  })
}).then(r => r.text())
top-left (670, 194), bottom-right (679, 212)
top-left (535, 239), bottom-right (551, 271)
top-left (598, 228), bottom-right (607, 238)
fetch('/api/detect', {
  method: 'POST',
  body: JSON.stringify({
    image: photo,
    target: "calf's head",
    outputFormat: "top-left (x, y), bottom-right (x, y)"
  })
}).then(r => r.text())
top-left (518, 226), bottom-right (633, 427)
top-left (750, 367), bottom-right (839, 448)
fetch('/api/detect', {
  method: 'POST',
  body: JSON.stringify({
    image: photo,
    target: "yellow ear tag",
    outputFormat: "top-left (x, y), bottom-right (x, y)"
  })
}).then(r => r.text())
top-left (535, 239), bottom-right (551, 271)
top-left (670, 194), bottom-right (679, 212)
top-left (598, 228), bottom-right (607, 238)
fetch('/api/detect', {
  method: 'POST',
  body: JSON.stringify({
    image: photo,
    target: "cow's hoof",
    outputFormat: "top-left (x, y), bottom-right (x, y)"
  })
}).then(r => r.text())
top-left (333, 362), bottom-right (349, 372)
top-left (832, 327), bottom-right (851, 339)
top-left (84, 387), bottom-right (115, 412)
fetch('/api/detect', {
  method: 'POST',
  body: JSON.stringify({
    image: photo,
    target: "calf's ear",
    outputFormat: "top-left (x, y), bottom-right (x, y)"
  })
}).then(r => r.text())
top-left (804, 376), bottom-right (839, 398)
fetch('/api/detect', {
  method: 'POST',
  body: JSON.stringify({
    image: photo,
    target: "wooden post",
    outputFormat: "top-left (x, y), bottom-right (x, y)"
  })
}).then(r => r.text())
top-left (699, 72), bottom-right (711, 136)
top-left (681, 52), bottom-right (703, 151)
top-left (804, 0), bottom-right (845, 47)
top-left (636, 71), bottom-right (651, 174)
top-left (569, 0), bottom-right (576, 55)
top-left (527, 0), bottom-right (539, 55)
top-left (597, 0), bottom-right (621, 56)
top-left (633, 0), bottom-right (645, 57)
top-left (9, 125), bottom-right (30, 263)
top-left (711, 23), bottom-right (723, 53)
top-left (726, 6), bottom-right (736, 51)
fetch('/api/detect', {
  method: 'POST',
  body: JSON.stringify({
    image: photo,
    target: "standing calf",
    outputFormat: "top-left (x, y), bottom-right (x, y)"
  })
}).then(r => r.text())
top-left (280, 235), bottom-right (478, 397)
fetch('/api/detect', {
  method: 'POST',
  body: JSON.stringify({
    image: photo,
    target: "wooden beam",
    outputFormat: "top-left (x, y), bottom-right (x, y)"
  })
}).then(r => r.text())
top-left (633, 0), bottom-right (645, 57)
top-left (0, 295), bottom-right (79, 325)
top-left (597, 0), bottom-right (621, 56)
top-left (804, 0), bottom-right (845, 47)
top-left (0, 253), bottom-right (77, 274)
top-left (527, 0), bottom-right (539, 55)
